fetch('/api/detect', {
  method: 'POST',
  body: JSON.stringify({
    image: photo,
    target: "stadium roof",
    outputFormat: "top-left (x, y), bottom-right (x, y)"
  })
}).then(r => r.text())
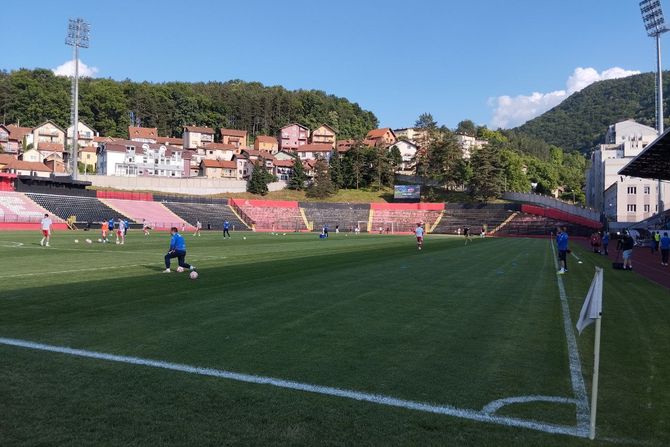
top-left (619, 128), bottom-right (670, 180)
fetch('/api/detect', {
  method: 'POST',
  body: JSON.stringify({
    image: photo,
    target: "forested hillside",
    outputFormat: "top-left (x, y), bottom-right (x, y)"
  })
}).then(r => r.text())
top-left (0, 69), bottom-right (378, 139)
top-left (516, 71), bottom-right (663, 152)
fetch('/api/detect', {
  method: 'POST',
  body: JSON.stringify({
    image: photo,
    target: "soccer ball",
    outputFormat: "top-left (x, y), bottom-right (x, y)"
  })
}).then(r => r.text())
top-left (243, 236), bottom-right (246, 240)
top-left (86, 239), bottom-right (92, 244)
top-left (98, 238), bottom-right (102, 243)
top-left (189, 271), bottom-right (198, 280)
top-left (283, 233), bottom-right (286, 236)
top-left (177, 266), bottom-right (184, 273)
top-left (115, 240), bottom-right (120, 245)
top-left (74, 239), bottom-right (79, 244)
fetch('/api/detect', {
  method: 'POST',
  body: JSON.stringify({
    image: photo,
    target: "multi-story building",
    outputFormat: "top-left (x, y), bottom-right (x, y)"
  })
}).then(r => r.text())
top-left (32, 120), bottom-right (65, 149)
top-left (393, 127), bottom-right (428, 145)
top-left (183, 126), bottom-right (215, 149)
top-left (220, 128), bottom-right (248, 148)
top-left (78, 146), bottom-right (98, 173)
top-left (0, 125), bottom-right (10, 154)
top-left (365, 128), bottom-right (397, 147)
top-left (156, 136), bottom-right (184, 148)
top-left (279, 123), bottom-right (310, 151)
top-left (293, 143), bottom-right (333, 161)
top-left (66, 121), bottom-right (97, 148)
top-left (201, 142), bottom-right (236, 161)
top-left (586, 119), bottom-right (670, 223)
top-left (97, 140), bottom-right (189, 177)
top-left (1, 159), bottom-right (52, 178)
top-left (390, 140), bottom-right (418, 173)
top-left (254, 135), bottom-right (279, 153)
top-left (310, 124), bottom-right (337, 148)
top-left (128, 126), bottom-right (158, 143)
top-left (199, 159), bottom-right (238, 179)
top-left (454, 134), bottom-right (488, 159)
top-left (5, 125), bottom-right (33, 154)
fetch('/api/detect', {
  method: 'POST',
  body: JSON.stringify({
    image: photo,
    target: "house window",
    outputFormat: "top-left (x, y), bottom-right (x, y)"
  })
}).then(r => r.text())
top-left (627, 204), bottom-right (636, 212)
top-left (644, 186), bottom-right (650, 194)
top-left (644, 204), bottom-right (650, 212)
top-left (627, 186), bottom-right (636, 194)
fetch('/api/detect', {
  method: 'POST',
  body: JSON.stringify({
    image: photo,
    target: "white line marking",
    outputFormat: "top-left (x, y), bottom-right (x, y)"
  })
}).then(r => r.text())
top-left (482, 395), bottom-right (580, 415)
top-left (0, 241), bottom-right (24, 248)
top-left (570, 252), bottom-right (582, 262)
top-left (550, 239), bottom-right (590, 434)
top-left (0, 337), bottom-right (584, 438)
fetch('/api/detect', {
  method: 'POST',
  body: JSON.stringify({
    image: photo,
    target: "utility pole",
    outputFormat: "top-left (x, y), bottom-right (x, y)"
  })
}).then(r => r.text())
top-left (65, 18), bottom-right (90, 180)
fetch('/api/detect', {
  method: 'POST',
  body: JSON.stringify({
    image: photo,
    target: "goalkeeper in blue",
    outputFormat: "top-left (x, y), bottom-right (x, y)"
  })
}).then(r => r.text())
top-left (163, 227), bottom-right (195, 273)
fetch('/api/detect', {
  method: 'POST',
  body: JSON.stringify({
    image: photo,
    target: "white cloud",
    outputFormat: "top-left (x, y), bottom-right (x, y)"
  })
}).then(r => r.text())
top-left (52, 59), bottom-right (99, 78)
top-left (489, 66), bottom-right (641, 129)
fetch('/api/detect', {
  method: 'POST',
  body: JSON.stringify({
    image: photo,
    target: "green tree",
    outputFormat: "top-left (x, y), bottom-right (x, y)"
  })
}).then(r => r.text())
top-left (455, 119), bottom-right (476, 136)
top-left (328, 150), bottom-right (344, 189)
top-left (469, 145), bottom-right (503, 201)
top-left (388, 145), bottom-right (402, 173)
top-left (500, 148), bottom-right (530, 192)
top-left (306, 159), bottom-right (335, 199)
top-left (247, 160), bottom-right (272, 195)
top-left (287, 155), bottom-right (307, 190)
top-left (426, 132), bottom-right (463, 190)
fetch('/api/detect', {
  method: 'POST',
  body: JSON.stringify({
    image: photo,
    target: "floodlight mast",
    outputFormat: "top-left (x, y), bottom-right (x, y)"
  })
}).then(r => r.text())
top-left (640, 0), bottom-right (667, 214)
top-left (65, 18), bottom-right (90, 180)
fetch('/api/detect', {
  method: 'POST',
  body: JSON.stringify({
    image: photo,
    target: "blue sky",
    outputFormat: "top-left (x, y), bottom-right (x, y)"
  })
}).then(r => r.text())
top-left (2, 0), bottom-right (667, 129)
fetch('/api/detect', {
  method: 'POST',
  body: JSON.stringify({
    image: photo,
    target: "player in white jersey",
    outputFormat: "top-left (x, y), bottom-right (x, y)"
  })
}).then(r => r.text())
top-left (142, 219), bottom-right (150, 236)
top-left (116, 218), bottom-right (126, 245)
top-left (40, 213), bottom-right (53, 247)
top-left (194, 220), bottom-right (202, 237)
top-left (415, 223), bottom-right (424, 250)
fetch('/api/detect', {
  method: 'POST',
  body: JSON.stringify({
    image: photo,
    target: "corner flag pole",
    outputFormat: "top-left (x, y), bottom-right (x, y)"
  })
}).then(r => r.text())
top-left (589, 313), bottom-right (602, 440)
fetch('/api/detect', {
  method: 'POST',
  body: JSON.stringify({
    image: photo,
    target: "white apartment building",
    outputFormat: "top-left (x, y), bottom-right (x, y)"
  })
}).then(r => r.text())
top-left (183, 126), bottom-right (214, 149)
top-left (97, 141), bottom-right (189, 177)
top-left (390, 140), bottom-right (418, 174)
top-left (586, 119), bottom-right (670, 223)
top-left (66, 121), bottom-right (98, 148)
top-left (455, 134), bottom-right (488, 160)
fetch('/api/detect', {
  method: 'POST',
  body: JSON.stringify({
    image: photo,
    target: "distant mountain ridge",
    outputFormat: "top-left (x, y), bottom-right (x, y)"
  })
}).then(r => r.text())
top-left (514, 72), bottom-right (665, 152)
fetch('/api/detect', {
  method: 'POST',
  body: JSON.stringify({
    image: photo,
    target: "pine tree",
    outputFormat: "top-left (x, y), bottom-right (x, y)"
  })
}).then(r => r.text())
top-left (306, 158), bottom-right (335, 199)
top-left (287, 155), bottom-right (307, 190)
top-left (328, 150), bottom-right (344, 189)
top-left (469, 145), bottom-right (503, 201)
top-left (247, 160), bottom-right (271, 195)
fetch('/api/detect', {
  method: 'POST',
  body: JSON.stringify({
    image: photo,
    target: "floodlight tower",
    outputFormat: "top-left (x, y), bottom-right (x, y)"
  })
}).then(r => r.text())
top-left (65, 18), bottom-right (90, 180)
top-left (640, 0), bottom-right (667, 213)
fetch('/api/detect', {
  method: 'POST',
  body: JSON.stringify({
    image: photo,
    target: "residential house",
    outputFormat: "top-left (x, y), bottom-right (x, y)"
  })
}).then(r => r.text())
top-left (336, 139), bottom-right (355, 154)
top-left (394, 127), bottom-right (429, 145)
top-left (44, 158), bottom-right (68, 174)
top-left (273, 151), bottom-right (296, 161)
top-left (0, 125), bottom-right (10, 153)
top-left (254, 135), bottom-right (279, 153)
top-left (78, 146), bottom-right (98, 173)
top-left (365, 128), bottom-right (397, 147)
top-left (273, 159), bottom-right (294, 181)
top-left (240, 148), bottom-right (275, 174)
top-left (310, 124), bottom-right (337, 148)
top-left (183, 125), bottom-right (215, 149)
top-left (21, 148), bottom-right (43, 163)
top-left (66, 121), bottom-right (97, 148)
top-left (390, 140), bottom-right (418, 173)
top-left (156, 136), bottom-right (184, 149)
top-left (5, 125), bottom-right (33, 154)
top-left (455, 134), bottom-right (487, 159)
top-left (201, 143), bottom-right (236, 161)
top-left (585, 119), bottom-right (670, 222)
top-left (279, 123), bottom-right (310, 151)
top-left (199, 159), bottom-right (238, 179)
top-left (1, 159), bottom-right (52, 178)
top-left (37, 142), bottom-right (66, 161)
top-left (93, 136), bottom-right (122, 145)
top-left (97, 140), bottom-right (189, 177)
top-left (220, 128), bottom-right (248, 148)
top-left (293, 143), bottom-right (333, 161)
top-left (32, 120), bottom-right (66, 151)
top-left (0, 154), bottom-right (18, 169)
top-left (128, 126), bottom-right (158, 143)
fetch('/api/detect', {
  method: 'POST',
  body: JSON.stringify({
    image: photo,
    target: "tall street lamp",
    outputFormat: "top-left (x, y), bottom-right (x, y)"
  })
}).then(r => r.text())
top-left (65, 18), bottom-right (90, 180)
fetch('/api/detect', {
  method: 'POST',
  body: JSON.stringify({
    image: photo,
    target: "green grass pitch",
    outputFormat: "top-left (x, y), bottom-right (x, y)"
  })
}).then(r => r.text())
top-left (0, 230), bottom-right (668, 446)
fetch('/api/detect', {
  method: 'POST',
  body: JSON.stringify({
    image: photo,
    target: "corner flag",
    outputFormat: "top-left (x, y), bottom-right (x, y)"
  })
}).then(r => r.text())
top-left (576, 267), bottom-right (603, 334)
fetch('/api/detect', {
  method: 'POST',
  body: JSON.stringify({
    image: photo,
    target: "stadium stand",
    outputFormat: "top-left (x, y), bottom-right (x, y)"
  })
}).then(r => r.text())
top-left (0, 191), bottom-right (63, 223)
top-left (230, 199), bottom-right (308, 231)
top-left (497, 212), bottom-right (594, 237)
top-left (101, 198), bottom-right (189, 230)
top-left (300, 202), bottom-right (370, 232)
top-left (25, 193), bottom-right (131, 225)
top-left (161, 201), bottom-right (250, 231)
top-left (431, 204), bottom-right (518, 235)
top-left (369, 203), bottom-right (444, 233)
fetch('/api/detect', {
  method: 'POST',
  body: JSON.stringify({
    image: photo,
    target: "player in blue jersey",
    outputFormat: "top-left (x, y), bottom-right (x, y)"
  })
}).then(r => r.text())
top-left (223, 219), bottom-right (231, 238)
top-left (556, 226), bottom-right (569, 274)
top-left (163, 227), bottom-right (195, 273)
